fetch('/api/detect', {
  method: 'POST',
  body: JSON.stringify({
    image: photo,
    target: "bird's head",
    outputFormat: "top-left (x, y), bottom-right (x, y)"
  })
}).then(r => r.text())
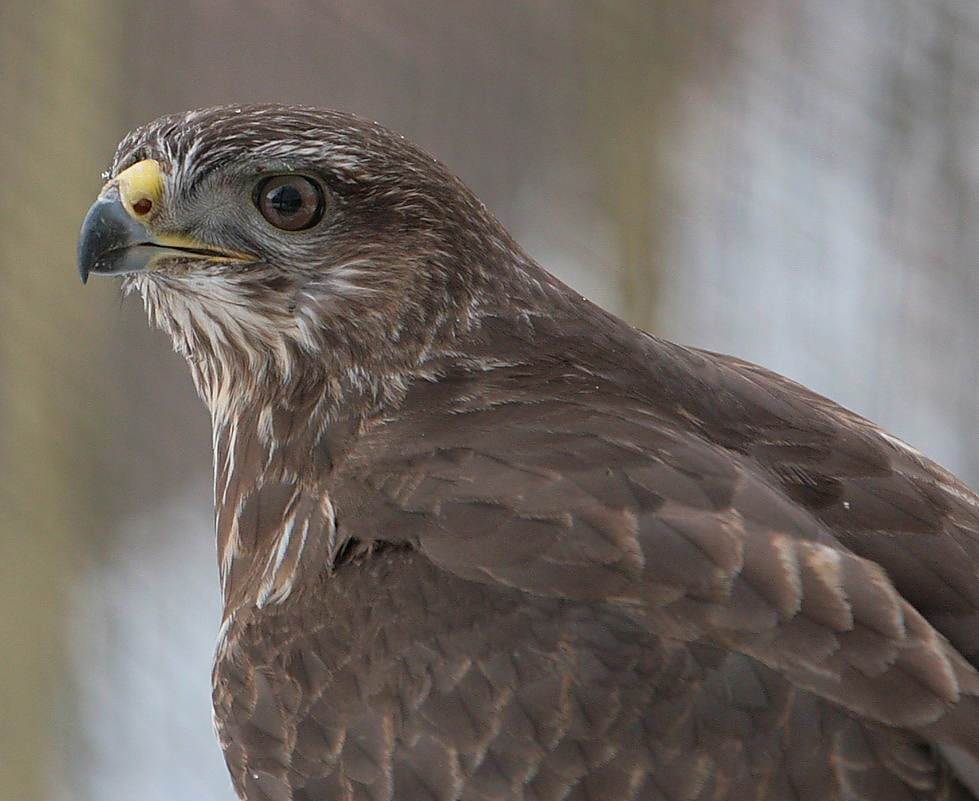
top-left (78, 104), bottom-right (534, 410)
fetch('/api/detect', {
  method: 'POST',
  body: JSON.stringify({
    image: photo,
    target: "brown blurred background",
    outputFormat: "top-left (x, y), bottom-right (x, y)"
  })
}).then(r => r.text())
top-left (2, 2), bottom-right (979, 799)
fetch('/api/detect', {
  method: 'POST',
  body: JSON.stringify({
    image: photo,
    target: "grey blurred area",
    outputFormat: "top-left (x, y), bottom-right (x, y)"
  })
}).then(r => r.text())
top-left (1, 1), bottom-right (978, 799)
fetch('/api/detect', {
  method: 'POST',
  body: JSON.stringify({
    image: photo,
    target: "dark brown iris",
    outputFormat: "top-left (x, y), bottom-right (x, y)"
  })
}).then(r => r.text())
top-left (254, 174), bottom-right (325, 231)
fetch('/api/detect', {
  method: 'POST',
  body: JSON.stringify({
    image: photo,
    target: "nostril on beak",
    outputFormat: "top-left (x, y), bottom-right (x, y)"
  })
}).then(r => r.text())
top-left (132, 197), bottom-right (153, 216)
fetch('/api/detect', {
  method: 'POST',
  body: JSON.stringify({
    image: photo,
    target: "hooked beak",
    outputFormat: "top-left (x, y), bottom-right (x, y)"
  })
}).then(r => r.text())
top-left (77, 159), bottom-right (251, 283)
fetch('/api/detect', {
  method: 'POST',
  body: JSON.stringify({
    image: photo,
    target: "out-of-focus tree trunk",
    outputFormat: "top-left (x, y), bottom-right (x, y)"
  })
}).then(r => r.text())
top-left (0, 2), bottom-right (122, 800)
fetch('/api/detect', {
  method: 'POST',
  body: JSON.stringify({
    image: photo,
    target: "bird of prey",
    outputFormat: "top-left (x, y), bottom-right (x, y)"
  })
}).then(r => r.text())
top-left (78, 104), bottom-right (979, 801)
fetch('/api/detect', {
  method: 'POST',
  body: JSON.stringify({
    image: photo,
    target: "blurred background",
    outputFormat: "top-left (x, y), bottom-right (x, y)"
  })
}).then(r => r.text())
top-left (2, 1), bottom-right (979, 799)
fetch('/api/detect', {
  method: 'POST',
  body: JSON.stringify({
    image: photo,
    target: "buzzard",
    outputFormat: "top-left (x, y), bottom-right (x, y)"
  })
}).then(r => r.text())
top-left (78, 105), bottom-right (979, 801)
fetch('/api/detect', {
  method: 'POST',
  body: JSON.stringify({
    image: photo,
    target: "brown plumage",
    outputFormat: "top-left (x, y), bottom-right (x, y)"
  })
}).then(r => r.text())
top-left (77, 104), bottom-right (979, 800)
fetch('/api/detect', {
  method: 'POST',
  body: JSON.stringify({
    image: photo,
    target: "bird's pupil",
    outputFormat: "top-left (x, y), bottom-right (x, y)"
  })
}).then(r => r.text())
top-left (269, 185), bottom-right (302, 218)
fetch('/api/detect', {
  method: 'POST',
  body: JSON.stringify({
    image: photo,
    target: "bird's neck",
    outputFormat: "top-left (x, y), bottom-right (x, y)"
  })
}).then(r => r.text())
top-left (203, 348), bottom-right (416, 616)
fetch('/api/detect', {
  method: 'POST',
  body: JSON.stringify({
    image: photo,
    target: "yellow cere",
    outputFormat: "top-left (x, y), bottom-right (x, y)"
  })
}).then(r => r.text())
top-left (102, 159), bottom-right (164, 220)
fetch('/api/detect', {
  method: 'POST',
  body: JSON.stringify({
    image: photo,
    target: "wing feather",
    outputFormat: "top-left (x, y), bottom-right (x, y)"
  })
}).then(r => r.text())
top-left (333, 348), bottom-right (979, 752)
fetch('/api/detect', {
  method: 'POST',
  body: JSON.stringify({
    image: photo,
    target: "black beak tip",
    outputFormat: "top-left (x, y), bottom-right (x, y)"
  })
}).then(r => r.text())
top-left (77, 194), bottom-right (113, 285)
top-left (77, 188), bottom-right (145, 285)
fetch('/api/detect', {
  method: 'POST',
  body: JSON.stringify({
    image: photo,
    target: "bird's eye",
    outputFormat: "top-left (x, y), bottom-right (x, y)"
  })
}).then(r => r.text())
top-left (254, 175), bottom-right (325, 231)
